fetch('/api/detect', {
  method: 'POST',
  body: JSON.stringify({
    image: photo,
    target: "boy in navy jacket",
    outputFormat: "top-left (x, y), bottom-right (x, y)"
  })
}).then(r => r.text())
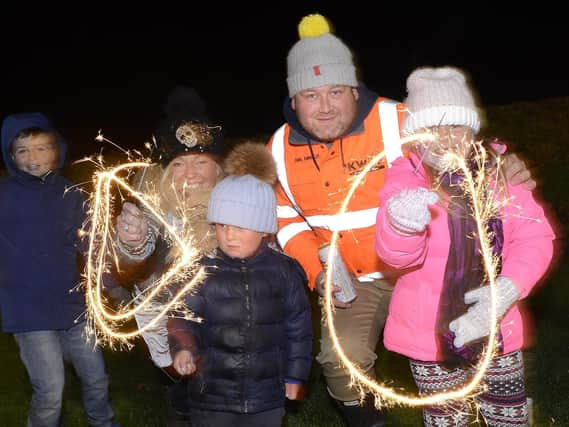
top-left (0, 113), bottom-right (117, 427)
top-left (168, 142), bottom-right (313, 427)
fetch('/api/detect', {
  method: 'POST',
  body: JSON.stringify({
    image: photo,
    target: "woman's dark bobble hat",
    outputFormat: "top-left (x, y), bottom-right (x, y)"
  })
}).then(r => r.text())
top-left (153, 86), bottom-right (225, 167)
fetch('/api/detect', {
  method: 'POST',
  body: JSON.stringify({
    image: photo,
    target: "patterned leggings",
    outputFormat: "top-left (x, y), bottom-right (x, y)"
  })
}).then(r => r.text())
top-left (410, 350), bottom-right (529, 426)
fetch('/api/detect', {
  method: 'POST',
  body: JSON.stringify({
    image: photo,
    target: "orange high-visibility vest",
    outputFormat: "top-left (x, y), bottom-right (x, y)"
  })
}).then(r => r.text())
top-left (268, 98), bottom-right (406, 289)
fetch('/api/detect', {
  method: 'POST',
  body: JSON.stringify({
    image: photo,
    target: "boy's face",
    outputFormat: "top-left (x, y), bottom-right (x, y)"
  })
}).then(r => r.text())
top-left (11, 133), bottom-right (59, 177)
top-left (215, 224), bottom-right (265, 259)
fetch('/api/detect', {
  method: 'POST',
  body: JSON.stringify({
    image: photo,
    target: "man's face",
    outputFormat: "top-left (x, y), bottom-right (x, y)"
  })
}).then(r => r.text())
top-left (215, 223), bottom-right (264, 259)
top-left (169, 153), bottom-right (221, 195)
top-left (11, 133), bottom-right (59, 177)
top-left (292, 85), bottom-right (359, 142)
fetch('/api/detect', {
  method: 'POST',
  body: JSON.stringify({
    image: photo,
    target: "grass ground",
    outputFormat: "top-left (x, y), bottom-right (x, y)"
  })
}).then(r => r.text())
top-left (0, 97), bottom-right (567, 426)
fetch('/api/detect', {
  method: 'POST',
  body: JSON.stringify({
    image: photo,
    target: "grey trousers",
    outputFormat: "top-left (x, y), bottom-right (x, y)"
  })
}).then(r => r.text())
top-left (316, 278), bottom-right (393, 401)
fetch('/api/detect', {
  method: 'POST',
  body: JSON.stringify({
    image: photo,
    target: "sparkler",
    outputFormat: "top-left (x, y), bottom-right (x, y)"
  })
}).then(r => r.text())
top-left (84, 129), bottom-right (514, 413)
top-left (82, 133), bottom-right (206, 349)
top-left (321, 131), bottom-right (511, 409)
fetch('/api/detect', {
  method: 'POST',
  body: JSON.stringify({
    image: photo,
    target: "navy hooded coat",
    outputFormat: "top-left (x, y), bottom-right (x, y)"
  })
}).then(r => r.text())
top-left (0, 113), bottom-right (86, 333)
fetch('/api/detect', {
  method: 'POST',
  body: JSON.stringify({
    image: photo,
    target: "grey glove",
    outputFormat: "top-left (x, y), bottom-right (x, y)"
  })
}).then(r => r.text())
top-left (318, 244), bottom-right (357, 303)
top-left (133, 286), bottom-right (172, 368)
top-left (386, 187), bottom-right (439, 234)
top-left (449, 276), bottom-right (520, 348)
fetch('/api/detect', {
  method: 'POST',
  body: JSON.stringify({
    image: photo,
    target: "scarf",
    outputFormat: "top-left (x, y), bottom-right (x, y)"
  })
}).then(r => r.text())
top-left (435, 167), bottom-right (504, 369)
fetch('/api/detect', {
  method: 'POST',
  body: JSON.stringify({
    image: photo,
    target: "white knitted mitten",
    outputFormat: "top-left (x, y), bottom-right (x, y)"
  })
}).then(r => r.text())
top-left (318, 244), bottom-right (357, 303)
top-left (386, 187), bottom-right (439, 234)
top-left (449, 276), bottom-right (520, 347)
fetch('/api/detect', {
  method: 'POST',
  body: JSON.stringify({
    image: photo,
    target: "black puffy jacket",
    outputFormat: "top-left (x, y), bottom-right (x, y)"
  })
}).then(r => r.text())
top-left (169, 243), bottom-right (313, 414)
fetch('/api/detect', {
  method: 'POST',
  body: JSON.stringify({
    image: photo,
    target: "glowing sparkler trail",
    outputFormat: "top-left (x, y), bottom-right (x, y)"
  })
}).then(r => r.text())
top-left (84, 130), bottom-right (508, 410)
top-left (322, 131), bottom-right (507, 408)
top-left (83, 134), bottom-right (207, 349)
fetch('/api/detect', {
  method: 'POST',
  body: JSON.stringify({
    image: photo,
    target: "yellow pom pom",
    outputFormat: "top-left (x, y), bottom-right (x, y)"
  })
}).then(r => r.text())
top-left (298, 13), bottom-right (331, 39)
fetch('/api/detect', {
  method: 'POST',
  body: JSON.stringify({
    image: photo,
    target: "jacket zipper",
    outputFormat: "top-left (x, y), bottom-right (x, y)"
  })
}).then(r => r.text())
top-left (242, 263), bottom-right (251, 413)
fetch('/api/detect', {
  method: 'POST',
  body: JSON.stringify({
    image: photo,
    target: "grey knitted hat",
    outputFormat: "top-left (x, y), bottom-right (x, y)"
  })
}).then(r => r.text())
top-left (207, 142), bottom-right (277, 234)
top-left (286, 14), bottom-right (358, 97)
top-left (403, 67), bottom-right (481, 135)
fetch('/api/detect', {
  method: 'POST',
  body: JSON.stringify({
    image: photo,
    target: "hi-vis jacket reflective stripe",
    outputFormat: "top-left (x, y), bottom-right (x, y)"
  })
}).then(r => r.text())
top-left (268, 98), bottom-right (406, 289)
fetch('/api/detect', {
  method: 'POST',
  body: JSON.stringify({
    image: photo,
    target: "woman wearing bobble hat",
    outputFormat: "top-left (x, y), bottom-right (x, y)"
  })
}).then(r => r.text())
top-left (113, 85), bottom-right (226, 425)
top-left (374, 66), bottom-right (556, 426)
top-left (167, 142), bottom-right (313, 427)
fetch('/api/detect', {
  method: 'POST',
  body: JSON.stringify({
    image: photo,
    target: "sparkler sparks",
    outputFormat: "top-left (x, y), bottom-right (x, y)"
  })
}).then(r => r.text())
top-left (321, 131), bottom-right (510, 409)
top-left (84, 130), bottom-right (518, 413)
top-left (82, 133), bottom-right (207, 350)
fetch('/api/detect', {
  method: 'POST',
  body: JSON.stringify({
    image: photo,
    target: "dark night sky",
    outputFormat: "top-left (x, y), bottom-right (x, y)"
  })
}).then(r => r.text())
top-left (1, 8), bottom-right (567, 162)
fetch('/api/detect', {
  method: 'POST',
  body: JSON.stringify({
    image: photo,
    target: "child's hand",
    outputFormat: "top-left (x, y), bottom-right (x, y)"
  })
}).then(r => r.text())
top-left (449, 276), bottom-right (519, 347)
top-left (285, 382), bottom-right (307, 401)
top-left (173, 350), bottom-right (197, 376)
top-left (117, 202), bottom-right (149, 246)
top-left (386, 187), bottom-right (439, 234)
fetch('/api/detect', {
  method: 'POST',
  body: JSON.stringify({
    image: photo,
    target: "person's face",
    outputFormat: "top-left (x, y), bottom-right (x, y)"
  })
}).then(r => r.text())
top-left (292, 85), bottom-right (359, 142)
top-left (169, 153), bottom-right (221, 195)
top-left (215, 223), bottom-right (265, 259)
top-left (11, 133), bottom-right (59, 177)
top-left (415, 125), bottom-right (475, 171)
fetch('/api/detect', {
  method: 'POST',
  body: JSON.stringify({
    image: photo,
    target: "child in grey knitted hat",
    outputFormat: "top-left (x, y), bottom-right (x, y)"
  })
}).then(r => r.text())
top-left (168, 142), bottom-right (313, 427)
top-left (207, 142), bottom-right (278, 237)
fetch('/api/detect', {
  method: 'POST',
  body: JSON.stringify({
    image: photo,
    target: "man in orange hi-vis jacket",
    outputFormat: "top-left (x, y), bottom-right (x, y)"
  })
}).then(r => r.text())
top-left (267, 13), bottom-right (536, 427)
